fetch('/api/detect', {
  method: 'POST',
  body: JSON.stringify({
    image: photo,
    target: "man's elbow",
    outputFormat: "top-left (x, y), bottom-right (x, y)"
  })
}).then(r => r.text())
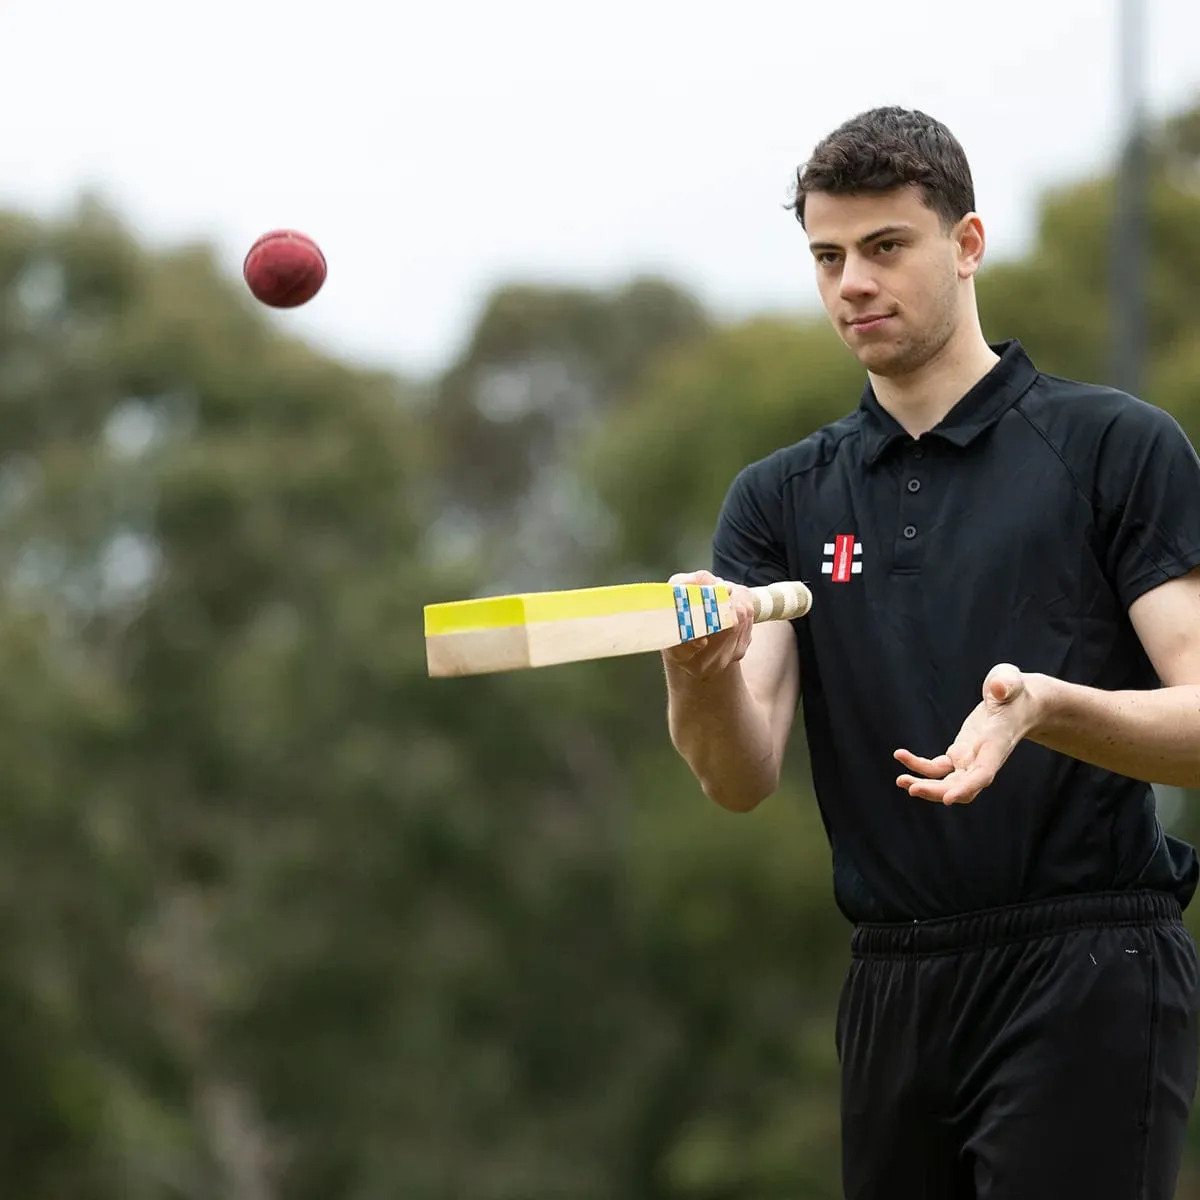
top-left (667, 720), bottom-right (782, 812)
top-left (702, 767), bottom-right (779, 813)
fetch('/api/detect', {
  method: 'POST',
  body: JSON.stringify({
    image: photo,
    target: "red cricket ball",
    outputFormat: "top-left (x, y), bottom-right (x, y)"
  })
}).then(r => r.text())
top-left (243, 229), bottom-right (327, 308)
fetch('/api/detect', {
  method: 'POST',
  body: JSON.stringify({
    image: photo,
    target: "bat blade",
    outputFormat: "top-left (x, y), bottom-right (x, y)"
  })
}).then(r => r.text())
top-left (423, 579), bottom-right (811, 678)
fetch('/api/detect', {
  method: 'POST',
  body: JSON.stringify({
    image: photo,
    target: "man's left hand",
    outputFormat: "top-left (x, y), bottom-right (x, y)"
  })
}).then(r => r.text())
top-left (894, 663), bottom-right (1038, 805)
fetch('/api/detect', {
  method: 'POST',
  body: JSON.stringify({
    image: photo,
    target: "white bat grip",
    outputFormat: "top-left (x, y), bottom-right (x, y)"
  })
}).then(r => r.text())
top-left (747, 580), bottom-right (812, 622)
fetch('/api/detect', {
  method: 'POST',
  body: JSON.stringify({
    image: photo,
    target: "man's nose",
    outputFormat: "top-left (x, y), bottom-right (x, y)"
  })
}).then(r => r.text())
top-left (839, 254), bottom-right (879, 300)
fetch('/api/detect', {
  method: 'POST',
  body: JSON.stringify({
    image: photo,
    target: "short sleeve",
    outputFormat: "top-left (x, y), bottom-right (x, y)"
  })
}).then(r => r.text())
top-left (1099, 400), bottom-right (1200, 609)
top-left (710, 457), bottom-right (791, 588)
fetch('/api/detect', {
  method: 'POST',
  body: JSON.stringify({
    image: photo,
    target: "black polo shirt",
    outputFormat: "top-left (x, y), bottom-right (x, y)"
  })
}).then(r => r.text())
top-left (711, 339), bottom-right (1200, 924)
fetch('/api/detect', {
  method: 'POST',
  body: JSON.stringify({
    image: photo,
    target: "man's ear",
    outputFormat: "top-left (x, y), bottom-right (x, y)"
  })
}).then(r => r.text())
top-left (956, 213), bottom-right (986, 280)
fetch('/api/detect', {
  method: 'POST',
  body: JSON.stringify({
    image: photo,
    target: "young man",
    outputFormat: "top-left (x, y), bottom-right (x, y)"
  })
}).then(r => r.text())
top-left (663, 106), bottom-right (1200, 1199)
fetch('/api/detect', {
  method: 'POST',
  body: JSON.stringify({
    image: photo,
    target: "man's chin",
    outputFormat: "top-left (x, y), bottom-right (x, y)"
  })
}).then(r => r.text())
top-left (847, 342), bottom-right (905, 375)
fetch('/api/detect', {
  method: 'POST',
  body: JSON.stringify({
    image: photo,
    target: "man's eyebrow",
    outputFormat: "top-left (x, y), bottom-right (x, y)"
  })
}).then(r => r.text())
top-left (808, 224), bottom-right (916, 252)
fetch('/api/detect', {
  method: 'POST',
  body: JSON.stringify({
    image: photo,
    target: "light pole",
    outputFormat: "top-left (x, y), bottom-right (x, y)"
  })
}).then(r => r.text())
top-left (1111, 0), bottom-right (1148, 396)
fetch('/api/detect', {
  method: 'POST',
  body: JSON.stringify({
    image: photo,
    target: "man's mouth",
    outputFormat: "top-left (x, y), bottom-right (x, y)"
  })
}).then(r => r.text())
top-left (846, 313), bottom-right (894, 334)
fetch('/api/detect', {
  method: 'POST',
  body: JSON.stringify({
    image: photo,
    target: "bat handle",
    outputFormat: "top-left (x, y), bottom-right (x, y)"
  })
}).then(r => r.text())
top-left (747, 580), bottom-right (813, 622)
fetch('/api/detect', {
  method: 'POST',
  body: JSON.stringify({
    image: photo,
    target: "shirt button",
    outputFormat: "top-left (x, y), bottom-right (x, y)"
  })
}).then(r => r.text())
top-left (907, 478), bottom-right (921, 493)
top-left (903, 524), bottom-right (917, 539)
top-left (912, 445), bottom-right (925, 459)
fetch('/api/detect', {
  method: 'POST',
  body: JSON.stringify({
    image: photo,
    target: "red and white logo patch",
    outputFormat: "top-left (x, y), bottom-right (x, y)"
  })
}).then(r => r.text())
top-left (822, 535), bottom-right (862, 583)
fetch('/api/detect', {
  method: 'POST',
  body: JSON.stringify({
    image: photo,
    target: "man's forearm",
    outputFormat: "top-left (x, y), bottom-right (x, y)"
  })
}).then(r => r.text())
top-left (665, 660), bottom-right (779, 811)
top-left (1027, 674), bottom-right (1200, 788)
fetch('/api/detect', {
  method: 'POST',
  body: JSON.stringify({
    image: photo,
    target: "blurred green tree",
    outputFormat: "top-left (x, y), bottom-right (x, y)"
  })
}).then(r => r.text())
top-left (424, 278), bottom-right (711, 593)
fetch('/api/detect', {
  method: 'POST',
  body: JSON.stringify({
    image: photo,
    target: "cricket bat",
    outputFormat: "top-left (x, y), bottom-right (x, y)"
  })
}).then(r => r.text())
top-left (424, 579), bottom-right (812, 677)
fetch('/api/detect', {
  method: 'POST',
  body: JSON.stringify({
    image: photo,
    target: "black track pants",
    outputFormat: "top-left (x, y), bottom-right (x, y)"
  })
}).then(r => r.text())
top-left (838, 891), bottom-right (1200, 1200)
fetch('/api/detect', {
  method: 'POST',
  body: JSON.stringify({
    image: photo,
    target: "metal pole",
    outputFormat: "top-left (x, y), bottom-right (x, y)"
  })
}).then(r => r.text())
top-left (1112, 0), bottom-right (1147, 395)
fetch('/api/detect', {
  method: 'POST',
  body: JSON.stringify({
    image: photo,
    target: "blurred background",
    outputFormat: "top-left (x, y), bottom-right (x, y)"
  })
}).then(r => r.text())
top-left (0, 0), bottom-right (1198, 1195)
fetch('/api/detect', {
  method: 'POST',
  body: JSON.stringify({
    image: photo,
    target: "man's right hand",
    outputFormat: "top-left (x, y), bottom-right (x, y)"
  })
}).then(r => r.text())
top-left (661, 569), bottom-right (800, 811)
top-left (662, 570), bottom-right (757, 679)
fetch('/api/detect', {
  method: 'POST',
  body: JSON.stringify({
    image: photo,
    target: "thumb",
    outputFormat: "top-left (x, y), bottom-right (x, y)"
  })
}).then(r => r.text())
top-left (983, 662), bottom-right (1023, 705)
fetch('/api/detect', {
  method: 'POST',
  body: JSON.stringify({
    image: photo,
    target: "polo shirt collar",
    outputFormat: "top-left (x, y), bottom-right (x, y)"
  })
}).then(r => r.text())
top-left (857, 339), bottom-right (1038, 467)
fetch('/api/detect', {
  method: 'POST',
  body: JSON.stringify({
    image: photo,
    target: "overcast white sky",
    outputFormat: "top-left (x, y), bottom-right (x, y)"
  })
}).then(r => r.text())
top-left (1, 0), bottom-right (1197, 378)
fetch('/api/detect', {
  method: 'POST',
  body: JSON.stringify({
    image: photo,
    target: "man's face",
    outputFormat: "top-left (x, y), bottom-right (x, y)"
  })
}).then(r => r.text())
top-left (804, 186), bottom-right (973, 377)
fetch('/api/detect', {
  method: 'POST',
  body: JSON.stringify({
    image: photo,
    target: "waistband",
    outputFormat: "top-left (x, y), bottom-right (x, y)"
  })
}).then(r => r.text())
top-left (850, 890), bottom-right (1183, 959)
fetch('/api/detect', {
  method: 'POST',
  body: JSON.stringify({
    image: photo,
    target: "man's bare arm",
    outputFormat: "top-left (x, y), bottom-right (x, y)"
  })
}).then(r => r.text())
top-left (1023, 567), bottom-right (1200, 788)
top-left (663, 575), bottom-right (800, 812)
top-left (1026, 679), bottom-right (1200, 788)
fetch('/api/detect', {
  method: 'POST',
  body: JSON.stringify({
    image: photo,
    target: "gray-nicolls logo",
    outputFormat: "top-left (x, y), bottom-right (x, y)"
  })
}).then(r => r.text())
top-left (822, 535), bottom-right (862, 582)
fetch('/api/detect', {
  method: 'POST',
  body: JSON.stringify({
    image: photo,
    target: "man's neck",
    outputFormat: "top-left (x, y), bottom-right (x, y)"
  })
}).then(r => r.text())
top-left (869, 332), bottom-right (1001, 438)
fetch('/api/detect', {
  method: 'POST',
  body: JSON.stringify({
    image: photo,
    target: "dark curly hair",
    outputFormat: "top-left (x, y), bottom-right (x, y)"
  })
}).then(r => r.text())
top-left (788, 106), bottom-right (975, 231)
